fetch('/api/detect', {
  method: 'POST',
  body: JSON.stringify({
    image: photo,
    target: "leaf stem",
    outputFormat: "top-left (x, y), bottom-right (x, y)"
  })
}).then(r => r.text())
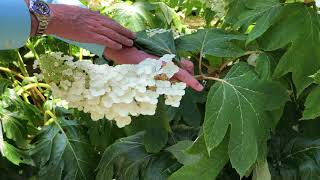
top-left (79, 48), bottom-right (83, 61)
top-left (16, 50), bottom-right (29, 77)
top-left (17, 83), bottom-right (50, 96)
top-left (195, 75), bottom-right (224, 83)
top-left (26, 40), bottom-right (40, 60)
top-left (0, 67), bottom-right (25, 80)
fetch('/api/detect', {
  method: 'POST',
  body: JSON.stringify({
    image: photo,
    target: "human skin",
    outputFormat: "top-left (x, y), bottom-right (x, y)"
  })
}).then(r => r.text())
top-left (104, 47), bottom-right (204, 91)
top-left (25, 0), bottom-right (135, 50)
top-left (25, 0), bottom-right (204, 91)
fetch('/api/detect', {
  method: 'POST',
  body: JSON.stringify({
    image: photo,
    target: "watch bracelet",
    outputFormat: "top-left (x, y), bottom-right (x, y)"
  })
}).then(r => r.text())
top-left (35, 16), bottom-right (49, 36)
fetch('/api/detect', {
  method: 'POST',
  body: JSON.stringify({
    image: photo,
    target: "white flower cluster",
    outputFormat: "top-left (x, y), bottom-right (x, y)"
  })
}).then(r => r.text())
top-left (39, 52), bottom-right (186, 128)
top-left (316, 0), bottom-right (320, 8)
top-left (84, 0), bottom-right (117, 9)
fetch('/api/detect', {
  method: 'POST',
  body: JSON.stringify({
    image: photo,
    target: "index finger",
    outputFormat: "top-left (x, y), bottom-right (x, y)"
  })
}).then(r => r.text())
top-left (173, 68), bottom-right (204, 92)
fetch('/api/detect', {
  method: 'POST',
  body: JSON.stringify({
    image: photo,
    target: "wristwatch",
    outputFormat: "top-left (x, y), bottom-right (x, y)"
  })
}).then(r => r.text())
top-left (29, 0), bottom-right (51, 36)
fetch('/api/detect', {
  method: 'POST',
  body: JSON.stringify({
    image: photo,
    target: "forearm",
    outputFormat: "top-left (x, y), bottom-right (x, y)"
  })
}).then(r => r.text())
top-left (24, 0), bottom-right (37, 36)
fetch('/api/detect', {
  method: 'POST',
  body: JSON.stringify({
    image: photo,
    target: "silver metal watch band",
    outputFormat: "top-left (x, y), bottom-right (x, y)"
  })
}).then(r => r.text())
top-left (35, 16), bottom-right (49, 36)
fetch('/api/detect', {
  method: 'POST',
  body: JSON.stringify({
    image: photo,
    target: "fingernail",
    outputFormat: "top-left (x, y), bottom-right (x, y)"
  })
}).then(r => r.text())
top-left (128, 40), bottom-right (134, 46)
top-left (196, 84), bottom-right (204, 91)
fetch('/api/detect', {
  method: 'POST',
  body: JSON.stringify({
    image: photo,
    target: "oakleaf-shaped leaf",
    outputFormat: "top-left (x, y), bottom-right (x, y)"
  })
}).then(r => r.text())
top-left (169, 135), bottom-right (229, 180)
top-left (302, 86), bottom-right (320, 120)
top-left (2, 141), bottom-right (34, 166)
top-left (96, 133), bottom-right (151, 180)
top-left (0, 50), bottom-right (19, 67)
top-left (142, 153), bottom-right (180, 180)
top-left (0, 89), bottom-right (42, 148)
top-left (204, 62), bottom-right (288, 176)
top-left (225, 0), bottom-right (281, 43)
top-left (244, 0), bottom-right (281, 44)
top-left (135, 29), bottom-right (176, 56)
top-left (175, 28), bottom-right (246, 58)
top-left (30, 117), bottom-right (96, 180)
top-left (260, 4), bottom-right (320, 95)
top-left (166, 140), bottom-right (200, 165)
top-left (0, 78), bottom-right (9, 96)
top-left (106, 2), bottom-right (156, 32)
top-left (270, 137), bottom-right (320, 180)
top-left (126, 98), bottom-right (170, 153)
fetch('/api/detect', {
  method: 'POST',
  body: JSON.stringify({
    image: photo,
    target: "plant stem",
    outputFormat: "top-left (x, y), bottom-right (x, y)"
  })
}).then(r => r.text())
top-left (79, 48), bottom-right (83, 61)
top-left (17, 83), bottom-right (50, 96)
top-left (16, 50), bottom-right (29, 77)
top-left (44, 110), bottom-right (57, 125)
top-left (44, 117), bottom-right (56, 126)
top-left (26, 40), bottom-right (40, 60)
top-left (0, 67), bottom-right (25, 80)
top-left (195, 74), bottom-right (224, 83)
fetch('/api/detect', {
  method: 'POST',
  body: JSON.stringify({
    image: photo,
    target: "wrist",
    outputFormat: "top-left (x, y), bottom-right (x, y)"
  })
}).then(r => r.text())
top-left (30, 13), bottom-right (38, 36)
top-left (25, 0), bottom-right (37, 36)
top-left (46, 4), bottom-right (62, 35)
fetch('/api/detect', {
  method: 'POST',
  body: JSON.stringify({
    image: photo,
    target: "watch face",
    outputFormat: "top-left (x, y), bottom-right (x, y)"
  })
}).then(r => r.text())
top-left (32, 1), bottom-right (50, 16)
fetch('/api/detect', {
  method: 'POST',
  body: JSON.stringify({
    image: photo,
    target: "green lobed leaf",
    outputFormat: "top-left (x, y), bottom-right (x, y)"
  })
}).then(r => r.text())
top-left (175, 28), bottom-right (247, 58)
top-left (74, 111), bottom-right (125, 152)
top-left (177, 89), bottom-right (206, 127)
top-left (96, 133), bottom-right (146, 180)
top-left (126, 98), bottom-right (170, 153)
top-left (105, 2), bottom-right (156, 32)
top-left (226, 0), bottom-right (282, 43)
top-left (135, 29), bottom-right (176, 57)
top-left (302, 86), bottom-right (320, 120)
top-left (156, 2), bottom-right (183, 31)
top-left (270, 137), bottom-right (320, 180)
top-left (166, 140), bottom-right (200, 165)
top-left (0, 89), bottom-right (42, 149)
top-left (204, 62), bottom-right (289, 176)
top-left (260, 4), bottom-right (320, 95)
top-left (0, 50), bottom-right (19, 67)
top-left (244, 0), bottom-right (282, 44)
top-left (254, 53), bottom-right (277, 81)
top-left (30, 117), bottom-right (96, 180)
top-left (168, 135), bottom-right (229, 180)
top-left (2, 142), bottom-right (34, 166)
top-left (142, 153), bottom-right (181, 180)
top-left (0, 78), bottom-right (10, 96)
top-left (224, 0), bottom-right (247, 27)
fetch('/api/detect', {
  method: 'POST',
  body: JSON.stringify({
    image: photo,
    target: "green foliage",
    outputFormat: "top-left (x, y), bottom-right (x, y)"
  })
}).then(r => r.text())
top-left (134, 29), bottom-right (176, 56)
top-left (270, 137), bottom-right (320, 180)
top-left (204, 63), bottom-right (288, 176)
top-left (176, 29), bottom-right (247, 58)
top-left (2, 0), bottom-right (320, 179)
top-left (169, 135), bottom-right (229, 180)
top-left (30, 116), bottom-right (97, 180)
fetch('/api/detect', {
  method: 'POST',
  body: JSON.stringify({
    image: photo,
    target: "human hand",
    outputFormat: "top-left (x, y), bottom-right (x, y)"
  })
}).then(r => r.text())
top-left (45, 4), bottom-right (135, 50)
top-left (104, 47), bottom-right (204, 91)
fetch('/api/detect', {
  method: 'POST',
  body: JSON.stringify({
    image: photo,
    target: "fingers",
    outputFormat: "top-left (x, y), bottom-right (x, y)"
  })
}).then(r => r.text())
top-left (180, 60), bottom-right (194, 75)
top-left (94, 26), bottom-right (134, 47)
top-left (91, 34), bottom-right (123, 50)
top-left (174, 68), bottom-right (204, 92)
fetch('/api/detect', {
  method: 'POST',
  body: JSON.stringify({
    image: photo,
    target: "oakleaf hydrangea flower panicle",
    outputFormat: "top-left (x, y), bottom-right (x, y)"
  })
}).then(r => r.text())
top-left (84, 0), bottom-right (117, 9)
top-left (317, 0), bottom-right (320, 7)
top-left (38, 52), bottom-right (186, 128)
